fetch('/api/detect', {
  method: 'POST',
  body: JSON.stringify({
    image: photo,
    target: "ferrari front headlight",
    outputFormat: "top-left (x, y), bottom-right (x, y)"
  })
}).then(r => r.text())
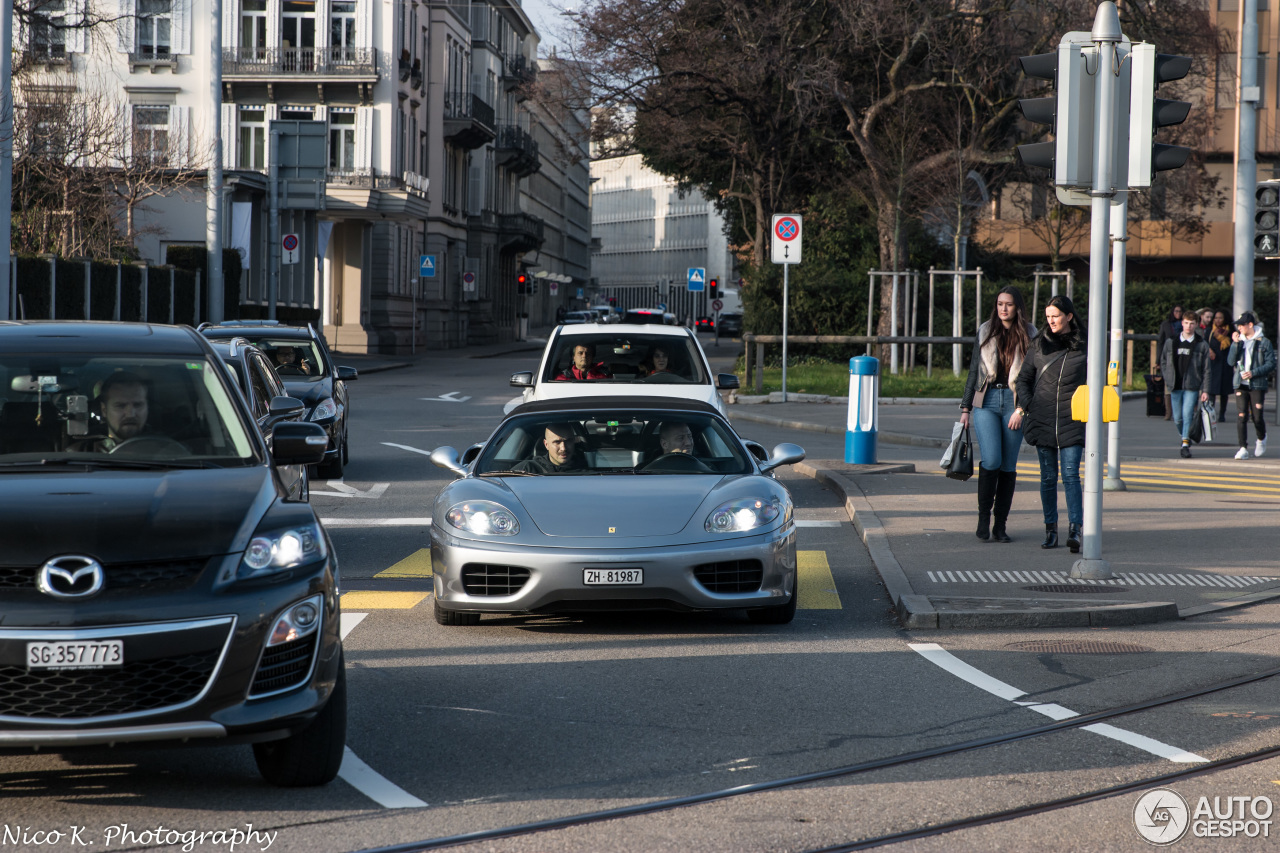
top-left (446, 500), bottom-right (520, 536)
top-left (705, 497), bottom-right (782, 533)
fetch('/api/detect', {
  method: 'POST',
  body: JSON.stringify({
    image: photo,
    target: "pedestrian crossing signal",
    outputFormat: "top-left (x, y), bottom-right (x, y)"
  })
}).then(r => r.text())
top-left (1256, 182), bottom-right (1280, 258)
top-left (517, 273), bottom-right (528, 294)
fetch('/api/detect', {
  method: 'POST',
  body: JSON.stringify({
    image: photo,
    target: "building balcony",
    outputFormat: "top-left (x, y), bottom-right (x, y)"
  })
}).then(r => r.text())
top-left (443, 93), bottom-right (496, 150)
top-left (223, 47), bottom-right (378, 79)
top-left (325, 169), bottom-right (430, 219)
top-left (498, 212), bottom-right (545, 253)
top-left (503, 54), bottom-right (536, 92)
top-left (22, 44), bottom-right (70, 67)
top-left (495, 124), bottom-right (540, 178)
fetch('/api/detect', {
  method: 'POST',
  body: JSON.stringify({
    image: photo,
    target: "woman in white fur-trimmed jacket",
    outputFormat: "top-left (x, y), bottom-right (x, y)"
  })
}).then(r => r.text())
top-left (959, 286), bottom-right (1038, 543)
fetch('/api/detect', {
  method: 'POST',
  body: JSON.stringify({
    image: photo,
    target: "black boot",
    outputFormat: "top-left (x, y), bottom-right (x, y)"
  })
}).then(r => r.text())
top-left (975, 468), bottom-right (997, 540)
top-left (1041, 523), bottom-right (1058, 549)
top-left (1067, 523), bottom-right (1082, 554)
top-left (990, 470), bottom-right (1016, 543)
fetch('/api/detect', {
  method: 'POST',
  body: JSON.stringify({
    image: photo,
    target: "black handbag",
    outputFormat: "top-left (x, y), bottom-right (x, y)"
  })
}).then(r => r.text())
top-left (945, 427), bottom-right (974, 481)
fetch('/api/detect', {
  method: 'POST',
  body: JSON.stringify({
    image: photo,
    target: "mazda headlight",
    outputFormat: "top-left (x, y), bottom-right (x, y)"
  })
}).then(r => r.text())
top-left (705, 497), bottom-right (783, 533)
top-left (241, 523), bottom-right (328, 578)
top-left (310, 397), bottom-right (338, 421)
top-left (446, 500), bottom-right (520, 536)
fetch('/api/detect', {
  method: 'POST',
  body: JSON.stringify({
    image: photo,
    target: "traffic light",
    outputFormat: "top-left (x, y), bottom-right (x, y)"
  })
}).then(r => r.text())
top-left (709, 279), bottom-right (718, 300)
top-left (1016, 35), bottom-right (1130, 192)
top-left (1128, 43), bottom-right (1192, 188)
top-left (516, 273), bottom-right (527, 294)
top-left (1256, 182), bottom-right (1280, 257)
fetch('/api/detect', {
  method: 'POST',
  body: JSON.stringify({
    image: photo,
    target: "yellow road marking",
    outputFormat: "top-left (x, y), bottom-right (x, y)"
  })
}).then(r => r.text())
top-left (341, 591), bottom-right (429, 609)
top-left (797, 550), bottom-right (842, 609)
top-left (375, 548), bottom-right (433, 578)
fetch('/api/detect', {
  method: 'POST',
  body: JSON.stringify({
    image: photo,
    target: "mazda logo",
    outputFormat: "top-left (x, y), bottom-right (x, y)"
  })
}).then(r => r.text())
top-left (37, 556), bottom-right (105, 599)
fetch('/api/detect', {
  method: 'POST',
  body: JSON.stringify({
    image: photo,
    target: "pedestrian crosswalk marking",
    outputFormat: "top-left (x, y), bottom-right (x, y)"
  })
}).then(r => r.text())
top-left (375, 548), bottom-right (433, 578)
top-left (797, 550), bottom-right (842, 609)
top-left (925, 570), bottom-right (1278, 588)
top-left (928, 463), bottom-right (1280, 496)
top-left (341, 591), bottom-right (429, 609)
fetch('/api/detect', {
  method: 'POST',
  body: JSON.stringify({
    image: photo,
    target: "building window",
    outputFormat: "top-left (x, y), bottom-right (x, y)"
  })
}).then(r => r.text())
top-left (282, 0), bottom-right (316, 72)
top-left (240, 0), bottom-right (267, 60)
top-left (329, 110), bottom-right (355, 170)
top-left (137, 0), bottom-right (172, 57)
top-left (238, 107), bottom-right (265, 169)
top-left (280, 106), bottom-right (313, 120)
top-left (32, 0), bottom-right (67, 60)
top-left (133, 106), bottom-right (170, 166)
top-left (330, 1), bottom-right (356, 60)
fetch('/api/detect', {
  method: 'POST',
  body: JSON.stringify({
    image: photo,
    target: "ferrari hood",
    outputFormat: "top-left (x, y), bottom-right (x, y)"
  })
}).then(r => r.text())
top-left (503, 476), bottom-right (719, 537)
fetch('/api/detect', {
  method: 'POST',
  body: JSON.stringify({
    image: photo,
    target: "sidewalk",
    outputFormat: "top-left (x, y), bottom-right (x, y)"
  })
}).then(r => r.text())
top-left (736, 395), bottom-right (1280, 629)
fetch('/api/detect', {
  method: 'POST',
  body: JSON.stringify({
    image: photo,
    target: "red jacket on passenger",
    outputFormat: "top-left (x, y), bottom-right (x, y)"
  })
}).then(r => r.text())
top-left (555, 363), bottom-right (611, 381)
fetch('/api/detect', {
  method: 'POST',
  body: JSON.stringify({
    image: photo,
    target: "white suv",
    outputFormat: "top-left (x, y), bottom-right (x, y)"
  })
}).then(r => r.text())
top-left (506, 323), bottom-right (739, 414)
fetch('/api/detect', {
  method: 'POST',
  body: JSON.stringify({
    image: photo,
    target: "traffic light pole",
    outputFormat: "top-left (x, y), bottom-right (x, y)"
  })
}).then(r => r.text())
top-left (1104, 196), bottom-right (1127, 492)
top-left (1074, 2), bottom-right (1120, 581)
top-left (1234, 0), bottom-right (1260, 322)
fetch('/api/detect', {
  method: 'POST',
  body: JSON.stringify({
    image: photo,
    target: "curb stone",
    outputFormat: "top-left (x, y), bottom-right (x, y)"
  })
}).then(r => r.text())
top-left (794, 460), bottom-right (1184, 629)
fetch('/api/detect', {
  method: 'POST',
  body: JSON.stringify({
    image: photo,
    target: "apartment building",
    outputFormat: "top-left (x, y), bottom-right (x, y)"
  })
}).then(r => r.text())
top-left (590, 154), bottom-right (739, 321)
top-left (13, 0), bottom-right (582, 352)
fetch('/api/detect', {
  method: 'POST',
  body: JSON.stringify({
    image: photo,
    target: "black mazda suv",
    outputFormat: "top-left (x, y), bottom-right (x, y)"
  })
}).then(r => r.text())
top-left (0, 321), bottom-right (345, 786)
top-left (200, 322), bottom-right (357, 479)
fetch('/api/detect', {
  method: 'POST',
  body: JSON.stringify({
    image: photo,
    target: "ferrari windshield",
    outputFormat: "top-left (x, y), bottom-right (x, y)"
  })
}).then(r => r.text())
top-left (542, 334), bottom-right (709, 385)
top-left (476, 410), bottom-right (751, 476)
top-left (0, 355), bottom-right (257, 464)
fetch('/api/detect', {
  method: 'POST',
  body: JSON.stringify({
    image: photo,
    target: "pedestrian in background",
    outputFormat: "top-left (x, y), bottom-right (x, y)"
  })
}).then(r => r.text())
top-left (1208, 309), bottom-right (1233, 421)
top-left (1013, 295), bottom-right (1088, 553)
top-left (960, 286), bottom-right (1037, 543)
top-left (1157, 305), bottom-right (1184, 420)
top-left (1228, 311), bottom-right (1277, 459)
top-left (1159, 311), bottom-right (1211, 458)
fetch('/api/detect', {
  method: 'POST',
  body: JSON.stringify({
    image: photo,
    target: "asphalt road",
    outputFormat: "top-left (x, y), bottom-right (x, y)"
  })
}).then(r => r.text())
top-left (4, 343), bottom-right (1280, 853)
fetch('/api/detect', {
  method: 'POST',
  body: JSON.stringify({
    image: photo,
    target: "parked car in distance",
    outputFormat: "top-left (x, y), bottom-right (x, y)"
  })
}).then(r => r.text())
top-left (588, 305), bottom-right (619, 324)
top-left (506, 323), bottom-right (739, 415)
top-left (208, 337), bottom-right (312, 501)
top-left (561, 311), bottom-right (594, 325)
top-left (0, 321), bottom-right (344, 787)
top-left (717, 313), bottom-right (744, 337)
top-left (199, 321), bottom-right (357, 479)
top-left (430, 397), bottom-right (805, 625)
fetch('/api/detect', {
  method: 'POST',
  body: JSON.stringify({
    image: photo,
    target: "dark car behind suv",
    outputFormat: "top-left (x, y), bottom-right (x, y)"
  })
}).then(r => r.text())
top-left (200, 321), bottom-right (357, 479)
top-left (717, 313), bottom-right (744, 336)
top-left (0, 321), bottom-right (345, 786)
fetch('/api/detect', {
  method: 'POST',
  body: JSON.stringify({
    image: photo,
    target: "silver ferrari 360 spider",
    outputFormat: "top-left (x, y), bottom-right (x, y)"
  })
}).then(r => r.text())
top-left (429, 398), bottom-right (805, 625)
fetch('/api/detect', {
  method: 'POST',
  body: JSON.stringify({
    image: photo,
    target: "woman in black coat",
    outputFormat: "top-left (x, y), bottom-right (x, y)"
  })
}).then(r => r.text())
top-left (1011, 295), bottom-right (1088, 552)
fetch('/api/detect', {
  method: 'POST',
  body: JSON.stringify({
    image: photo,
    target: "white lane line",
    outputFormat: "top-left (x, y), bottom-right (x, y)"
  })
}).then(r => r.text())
top-left (795, 520), bottom-right (844, 527)
top-left (323, 517), bottom-right (432, 527)
top-left (1081, 724), bottom-right (1207, 764)
top-left (910, 643), bottom-right (1207, 764)
top-left (335, 612), bottom-right (430, 808)
top-left (339, 748), bottom-right (429, 808)
top-left (382, 441), bottom-right (433, 456)
top-left (909, 643), bottom-right (1026, 701)
top-left (340, 612), bottom-right (368, 640)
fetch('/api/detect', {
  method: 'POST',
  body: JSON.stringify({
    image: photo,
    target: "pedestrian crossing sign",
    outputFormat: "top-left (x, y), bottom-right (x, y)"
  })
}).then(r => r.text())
top-left (419, 255), bottom-right (437, 278)
top-left (687, 268), bottom-right (706, 291)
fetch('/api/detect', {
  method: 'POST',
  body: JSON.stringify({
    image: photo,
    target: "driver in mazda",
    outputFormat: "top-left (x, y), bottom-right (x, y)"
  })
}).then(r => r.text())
top-left (90, 372), bottom-right (152, 451)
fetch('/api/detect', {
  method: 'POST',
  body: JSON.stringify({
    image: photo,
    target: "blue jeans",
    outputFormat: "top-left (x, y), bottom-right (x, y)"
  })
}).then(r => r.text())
top-left (1037, 444), bottom-right (1083, 526)
top-left (972, 387), bottom-right (1023, 472)
top-left (1170, 389), bottom-right (1199, 442)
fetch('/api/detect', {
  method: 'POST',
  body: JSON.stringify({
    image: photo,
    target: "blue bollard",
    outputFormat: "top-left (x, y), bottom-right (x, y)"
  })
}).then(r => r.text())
top-left (846, 356), bottom-right (879, 464)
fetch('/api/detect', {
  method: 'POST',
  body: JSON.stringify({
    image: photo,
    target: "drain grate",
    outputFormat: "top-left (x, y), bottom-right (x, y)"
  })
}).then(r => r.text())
top-left (1023, 584), bottom-right (1130, 594)
top-left (1006, 640), bottom-right (1153, 654)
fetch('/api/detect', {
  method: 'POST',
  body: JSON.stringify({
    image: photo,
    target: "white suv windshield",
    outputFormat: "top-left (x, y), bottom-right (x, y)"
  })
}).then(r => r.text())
top-left (543, 334), bottom-right (708, 385)
top-left (0, 355), bottom-right (257, 464)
